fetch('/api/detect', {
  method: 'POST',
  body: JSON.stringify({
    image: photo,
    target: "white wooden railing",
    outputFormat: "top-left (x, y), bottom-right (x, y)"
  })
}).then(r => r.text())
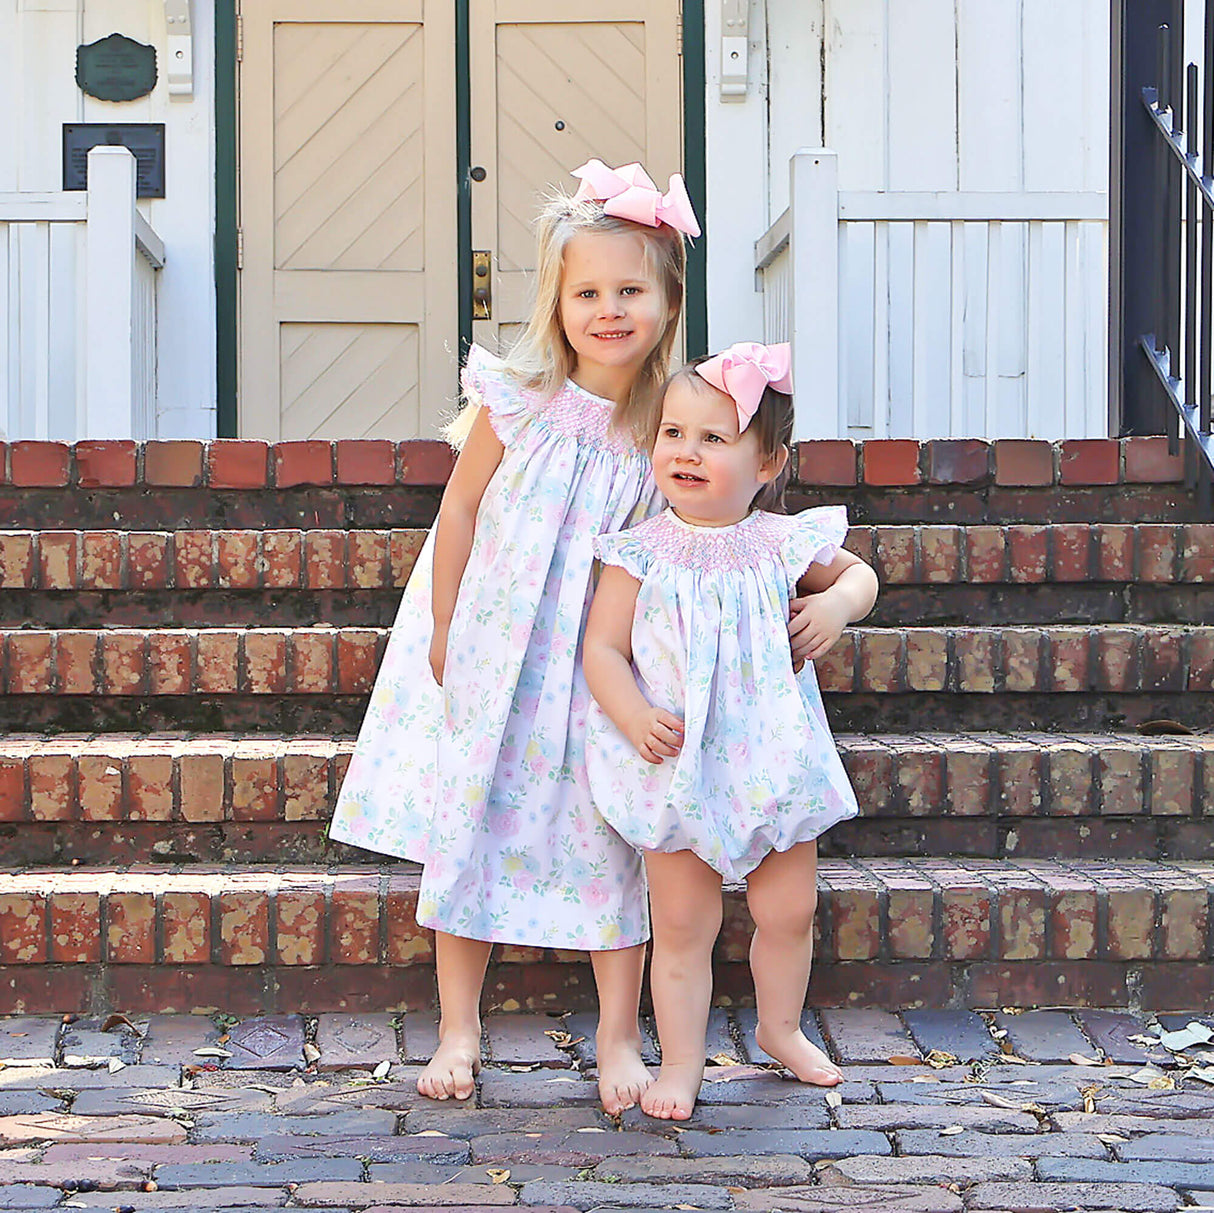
top-left (1, 146), bottom-right (164, 441)
top-left (756, 150), bottom-right (1109, 442)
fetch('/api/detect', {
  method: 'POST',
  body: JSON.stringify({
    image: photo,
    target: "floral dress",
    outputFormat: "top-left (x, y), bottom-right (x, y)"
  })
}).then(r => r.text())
top-left (586, 507), bottom-right (859, 882)
top-left (328, 345), bottom-right (659, 949)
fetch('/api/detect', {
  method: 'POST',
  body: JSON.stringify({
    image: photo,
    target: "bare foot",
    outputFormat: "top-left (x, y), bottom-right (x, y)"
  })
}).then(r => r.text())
top-left (417, 1031), bottom-right (482, 1101)
top-left (754, 1023), bottom-right (842, 1086)
top-left (640, 1059), bottom-right (703, 1120)
top-left (596, 1032), bottom-right (652, 1114)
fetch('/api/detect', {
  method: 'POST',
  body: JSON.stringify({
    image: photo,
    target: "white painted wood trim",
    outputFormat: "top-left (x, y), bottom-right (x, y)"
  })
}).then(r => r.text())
top-left (754, 208), bottom-right (790, 273)
top-left (134, 213), bottom-right (165, 269)
top-left (0, 195), bottom-right (87, 222)
top-left (839, 192), bottom-right (1108, 222)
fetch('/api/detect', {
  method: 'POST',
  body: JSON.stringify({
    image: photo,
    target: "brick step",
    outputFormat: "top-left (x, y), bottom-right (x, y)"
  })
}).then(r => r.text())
top-left (0, 860), bottom-right (1209, 1014)
top-left (1, 523), bottom-right (1210, 629)
top-left (2, 624), bottom-right (1211, 733)
top-left (3, 732), bottom-right (1213, 866)
top-left (0, 437), bottom-right (1202, 529)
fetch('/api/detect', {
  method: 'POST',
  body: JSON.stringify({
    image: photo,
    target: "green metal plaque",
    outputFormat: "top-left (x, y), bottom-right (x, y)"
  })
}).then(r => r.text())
top-left (76, 33), bottom-right (157, 103)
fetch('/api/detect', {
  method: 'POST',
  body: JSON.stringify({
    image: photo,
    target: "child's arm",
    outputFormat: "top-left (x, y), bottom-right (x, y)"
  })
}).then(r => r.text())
top-left (789, 550), bottom-right (879, 668)
top-left (584, 565), bottom-right (684, 765)
top-left (429, 407), bottom-right (505, 684)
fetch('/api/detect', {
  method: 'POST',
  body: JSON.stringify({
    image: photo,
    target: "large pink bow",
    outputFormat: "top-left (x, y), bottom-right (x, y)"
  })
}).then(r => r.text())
top-left (695, 342), bottom-right (793, 431)
top-left (570, 159), bottom-right (701, 238)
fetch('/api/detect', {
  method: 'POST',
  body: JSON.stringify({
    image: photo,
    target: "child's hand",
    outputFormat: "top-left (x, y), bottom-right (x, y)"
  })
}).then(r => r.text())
top-left (789, 590), bottom-right (851, 671)
top-left (627, 707), bottom-right (684, 765)
top-left (429, 624), bottom-right (449, 686)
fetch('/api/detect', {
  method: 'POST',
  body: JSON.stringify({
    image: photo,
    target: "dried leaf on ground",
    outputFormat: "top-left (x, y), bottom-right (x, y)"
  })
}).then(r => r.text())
top-left (888, 1055), bottom-right (921, 1066)
top-left (824, 1089), bottom-right (842, 1107)
top-left (101, 1013), bottom-right (142, 1035)
top-left (939, 1125), bottom-right (964, 1135)
top-left (925, 1050), bottom-right (959, 1069)
top-left (372, 1059), bottom-right (391, 1078)
top-left (1068, 1053), bottom-right (1101, 1066)
top-left (486, 1168), bottom-right (510, 1184)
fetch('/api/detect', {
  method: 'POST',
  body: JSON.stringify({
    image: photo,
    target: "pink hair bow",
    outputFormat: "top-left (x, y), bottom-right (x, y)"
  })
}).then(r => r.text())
top-left (570, 158), bottom-right (702, 238)
top-left (695, 342), bottom-right (793, 432)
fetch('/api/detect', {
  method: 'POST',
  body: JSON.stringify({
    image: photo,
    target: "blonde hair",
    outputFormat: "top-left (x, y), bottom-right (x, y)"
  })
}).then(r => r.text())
top-left (446, 193), bottom-right (687, 448)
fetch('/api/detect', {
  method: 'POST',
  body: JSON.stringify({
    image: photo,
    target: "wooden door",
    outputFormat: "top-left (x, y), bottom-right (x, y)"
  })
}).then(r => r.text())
top-left (468, 1), bottom-right (684, 353)
top-left (238, 0), bottom-right (457, 439)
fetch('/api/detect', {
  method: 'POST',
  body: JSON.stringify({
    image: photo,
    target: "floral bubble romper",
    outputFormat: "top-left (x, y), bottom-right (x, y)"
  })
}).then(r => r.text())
top-left (586, 507), bottom-right (859, 882)
top-left (329, 345), bottom-right (659, 948)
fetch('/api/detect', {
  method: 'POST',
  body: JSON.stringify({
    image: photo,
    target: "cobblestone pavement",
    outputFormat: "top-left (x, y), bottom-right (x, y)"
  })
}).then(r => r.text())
top-left (1, 1008), bottom-right (1213, 1211)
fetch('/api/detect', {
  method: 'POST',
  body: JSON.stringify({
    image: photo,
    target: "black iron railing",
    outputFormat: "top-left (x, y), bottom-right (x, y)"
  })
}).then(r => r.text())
top-left (1117, 0), bottom-right (1214, 505)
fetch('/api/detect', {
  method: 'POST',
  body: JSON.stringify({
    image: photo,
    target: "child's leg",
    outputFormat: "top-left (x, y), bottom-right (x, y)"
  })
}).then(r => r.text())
top-left (418, 930), bottom-right (493, 1101)
top-left (745, 841), bottom-right (842, 1086)
top-left (589, 943), bottom-right (651, 1114)
top-left (640, 850), bottom-right (723, 1120)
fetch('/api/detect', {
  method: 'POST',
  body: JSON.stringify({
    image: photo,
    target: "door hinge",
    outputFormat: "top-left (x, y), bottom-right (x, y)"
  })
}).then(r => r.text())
top-left (236, 228), bottom-right (244, 271)
top-left (236, 13), bottom-right (244, 61)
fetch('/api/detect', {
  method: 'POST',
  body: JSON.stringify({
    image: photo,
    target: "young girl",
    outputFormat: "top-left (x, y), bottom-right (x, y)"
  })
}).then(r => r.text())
top-left (327, 159), bottom-right (700, 1114)
top-left (583, 342), bottom-right (879, 1120)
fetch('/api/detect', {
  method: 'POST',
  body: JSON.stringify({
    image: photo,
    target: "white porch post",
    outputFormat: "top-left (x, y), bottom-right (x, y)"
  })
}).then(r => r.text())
top-left (84, 146), bottom-right (136, 438)
top-left (790, 149), bottom-right (840, 440)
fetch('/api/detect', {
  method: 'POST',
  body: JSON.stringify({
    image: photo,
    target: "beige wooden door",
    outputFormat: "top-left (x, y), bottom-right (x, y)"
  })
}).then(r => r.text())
top-left (469, 1), bottom-right (684, 352)
top-left (238, 0), bottom-right (458, 439)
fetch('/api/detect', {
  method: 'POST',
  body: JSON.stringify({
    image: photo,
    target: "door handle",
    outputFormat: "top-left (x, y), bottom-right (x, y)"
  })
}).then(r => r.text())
top-left (473, 250), bottom-right (492, 320)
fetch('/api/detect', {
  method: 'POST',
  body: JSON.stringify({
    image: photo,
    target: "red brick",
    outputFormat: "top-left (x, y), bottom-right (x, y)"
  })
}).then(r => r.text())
top-left (179, 752), bottom-right (225, 823)
top-left (1048, 627), bottom-right (1090, 692)
top-left (283, 751), bottom-right (331, 822)
top-left (1181, 524), bottom-right (1214, 582)
top-left (955, 629), bottom-right (998, 693)
top-left (163, 889), bottom-right (211, 964)
top-left (0, 442), bottom-right (7, 484)
top-left (39, 531), bottom-right (78, 589)
top-left (998, 884), bottom-right (1046, 960)
top-left (873, 527), bottom-right (915, 584)
top-left (78, 754), bottom-right (124, 822)
top-left (127, 753), bottom-right (174, 821)
top-left (101, 631), bottom-right (146, 695)
top-left (1142, 627), bottom-right (1185, 691)
top-left (174, 531), bottom-right (213, 589)
top-left (305, 531), bottom-right (347, 589)
top-left (386, 874), bottom-right (433, 965)
top-left (389, 531), bottom-right (425, 586)
top-left (244, 630), bottom-right (289, 695)
top-left (994, 439), bottom-right (1054, 486)
top-left (862, 439), bottom-right (920, 486)
top-left (1051, 885), bottom-right (1099, 959)
top-left (1096, 627), bottom-right (1140, 692)
top-left (894, 743), bottom-right (944, 816)
top-left (813, 633), bottom-right (855, 692)
top-left (1151, 745), bottom-right (1195, 816)
top-left (11, 441), bottom-right (69, 486)
top-left (831, 888), bottom-right (881, 960)
top-left (106, 964), bottom-right (265, 1015)
top-left (887, 887), bottom-right (935, 959)
top-left (1047, 741), bottom-right (1094, 816)
top-left (277, 881), bottom-right (327, 965)
top-left (841, 741), bottom-right (893, 816)
top-left (943, 741), bottom-right (992, 817)
top-left (797, 440), bottom-right (857, 486)
top-left (919, 526), bottom-right (961, 584)
top-left (941, 886), bottom-right (992, 959)
top-left (1161, 886), bottom-right (1207, 959)
top-left (274, 440), bottom-right (333, 487)
top-left (992, 740), bottom-right (1042, 816)
top-left (842, 525), bottom-right (875, 565)
top-left (0, 965), bottom-right (92, 1013)
top-left (127, 533), bottom-right (169, 589)
top-left (1008, 526), bottom-right (1048, 583)
top-left (75, 440), bottom-right (136, 487)
top-left (56, 631), bottom-right (98, 695)
top-left (331, 874), bottom-right (381, 964)
top-left (1096, 524), bottom-right (1135, 580)
top-left (49, 892), bottom-right (100, 963)
top-left (215, 531), bottom-right (261, 589)
top-left (148, 631), bottom-right (193, 695)
top-left (1137, 524), bottom-right (1178, 582)
top-left (106, 890), bottom-right (156, 963)
top-left (291, 631), bottom-right (336, 693)
top-left (262, 532), bottom-right (303, 588)
top-left (1058, 438), bottom-right (1119, 485)
top-left (338, 629), bottom-right (383, 694)
top-left (0, 533), bottom-right (34, 588)
top-left (29, 753), bottom-right (75, 821)
top-left (857, 631), bottom-right (903, 692)
top-left (965, 526), bottom-right (1006, 583)
top-left (0, 888), bottom-right (48, 962)
top-left (1188, 631), bottom-right (1214, 692)
top-left (1105, 885), bottom-right (1155, 959)
top-left (220, 889), bottom-right (270, 964)
top-left (0, 754), bottom-right (25, 822)
top-left (231, 755), bottom-right (279, 821)
top-left (924, 438), bottom-right (991, 485)
top-left (1124, 435), bottom-right (1184, 482)
top-left (144, 441), bottom-right (203, 487)
top-left (1051, 524), bottom-right (1091, 582)
top-left (336, 439), bottom-right (396, 485)
top-left (196, 630), bottom-right (241, 694)
top-left (6, 631), bottom-right (53, 694)
top-left (398, 440), bottom-right (455, 485)
top-left (1098, 742), bottom-right (1144, 816)
top-left (208, 440), bottom-right (269, 488)
top-left (348, 531), bottom-right (390, 589)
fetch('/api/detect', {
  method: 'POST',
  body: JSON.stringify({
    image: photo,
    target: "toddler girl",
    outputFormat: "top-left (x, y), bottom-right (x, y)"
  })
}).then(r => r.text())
top-left (583, 342), bottom-right (879, 1120)
top-left (327, 159), bottom-right (700, 1114)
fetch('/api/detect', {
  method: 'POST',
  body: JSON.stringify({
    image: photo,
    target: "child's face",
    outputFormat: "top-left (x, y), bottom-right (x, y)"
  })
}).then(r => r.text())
top-left (559, 230), bottom-right (671, 384)
top-left (652, 376), bottom-right (785, 527)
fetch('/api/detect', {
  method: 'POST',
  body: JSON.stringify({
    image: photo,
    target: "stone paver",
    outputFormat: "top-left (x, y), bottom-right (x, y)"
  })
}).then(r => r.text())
top-left (0, 1018), bottom-right (58, 1066)
top-left (60, 1017), bottom-right (143, 1067)
top-left (993, 1009), bottom-right (1094, 1062)
top-left (1076, 1009), bottom-right (1173, 1064)
top-left (0, 1009), bottom-right (1208, 1211)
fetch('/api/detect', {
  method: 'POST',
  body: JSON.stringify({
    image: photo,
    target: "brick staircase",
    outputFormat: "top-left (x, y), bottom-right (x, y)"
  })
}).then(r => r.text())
top-left (1, 435), bottom-right (1212, 1017)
